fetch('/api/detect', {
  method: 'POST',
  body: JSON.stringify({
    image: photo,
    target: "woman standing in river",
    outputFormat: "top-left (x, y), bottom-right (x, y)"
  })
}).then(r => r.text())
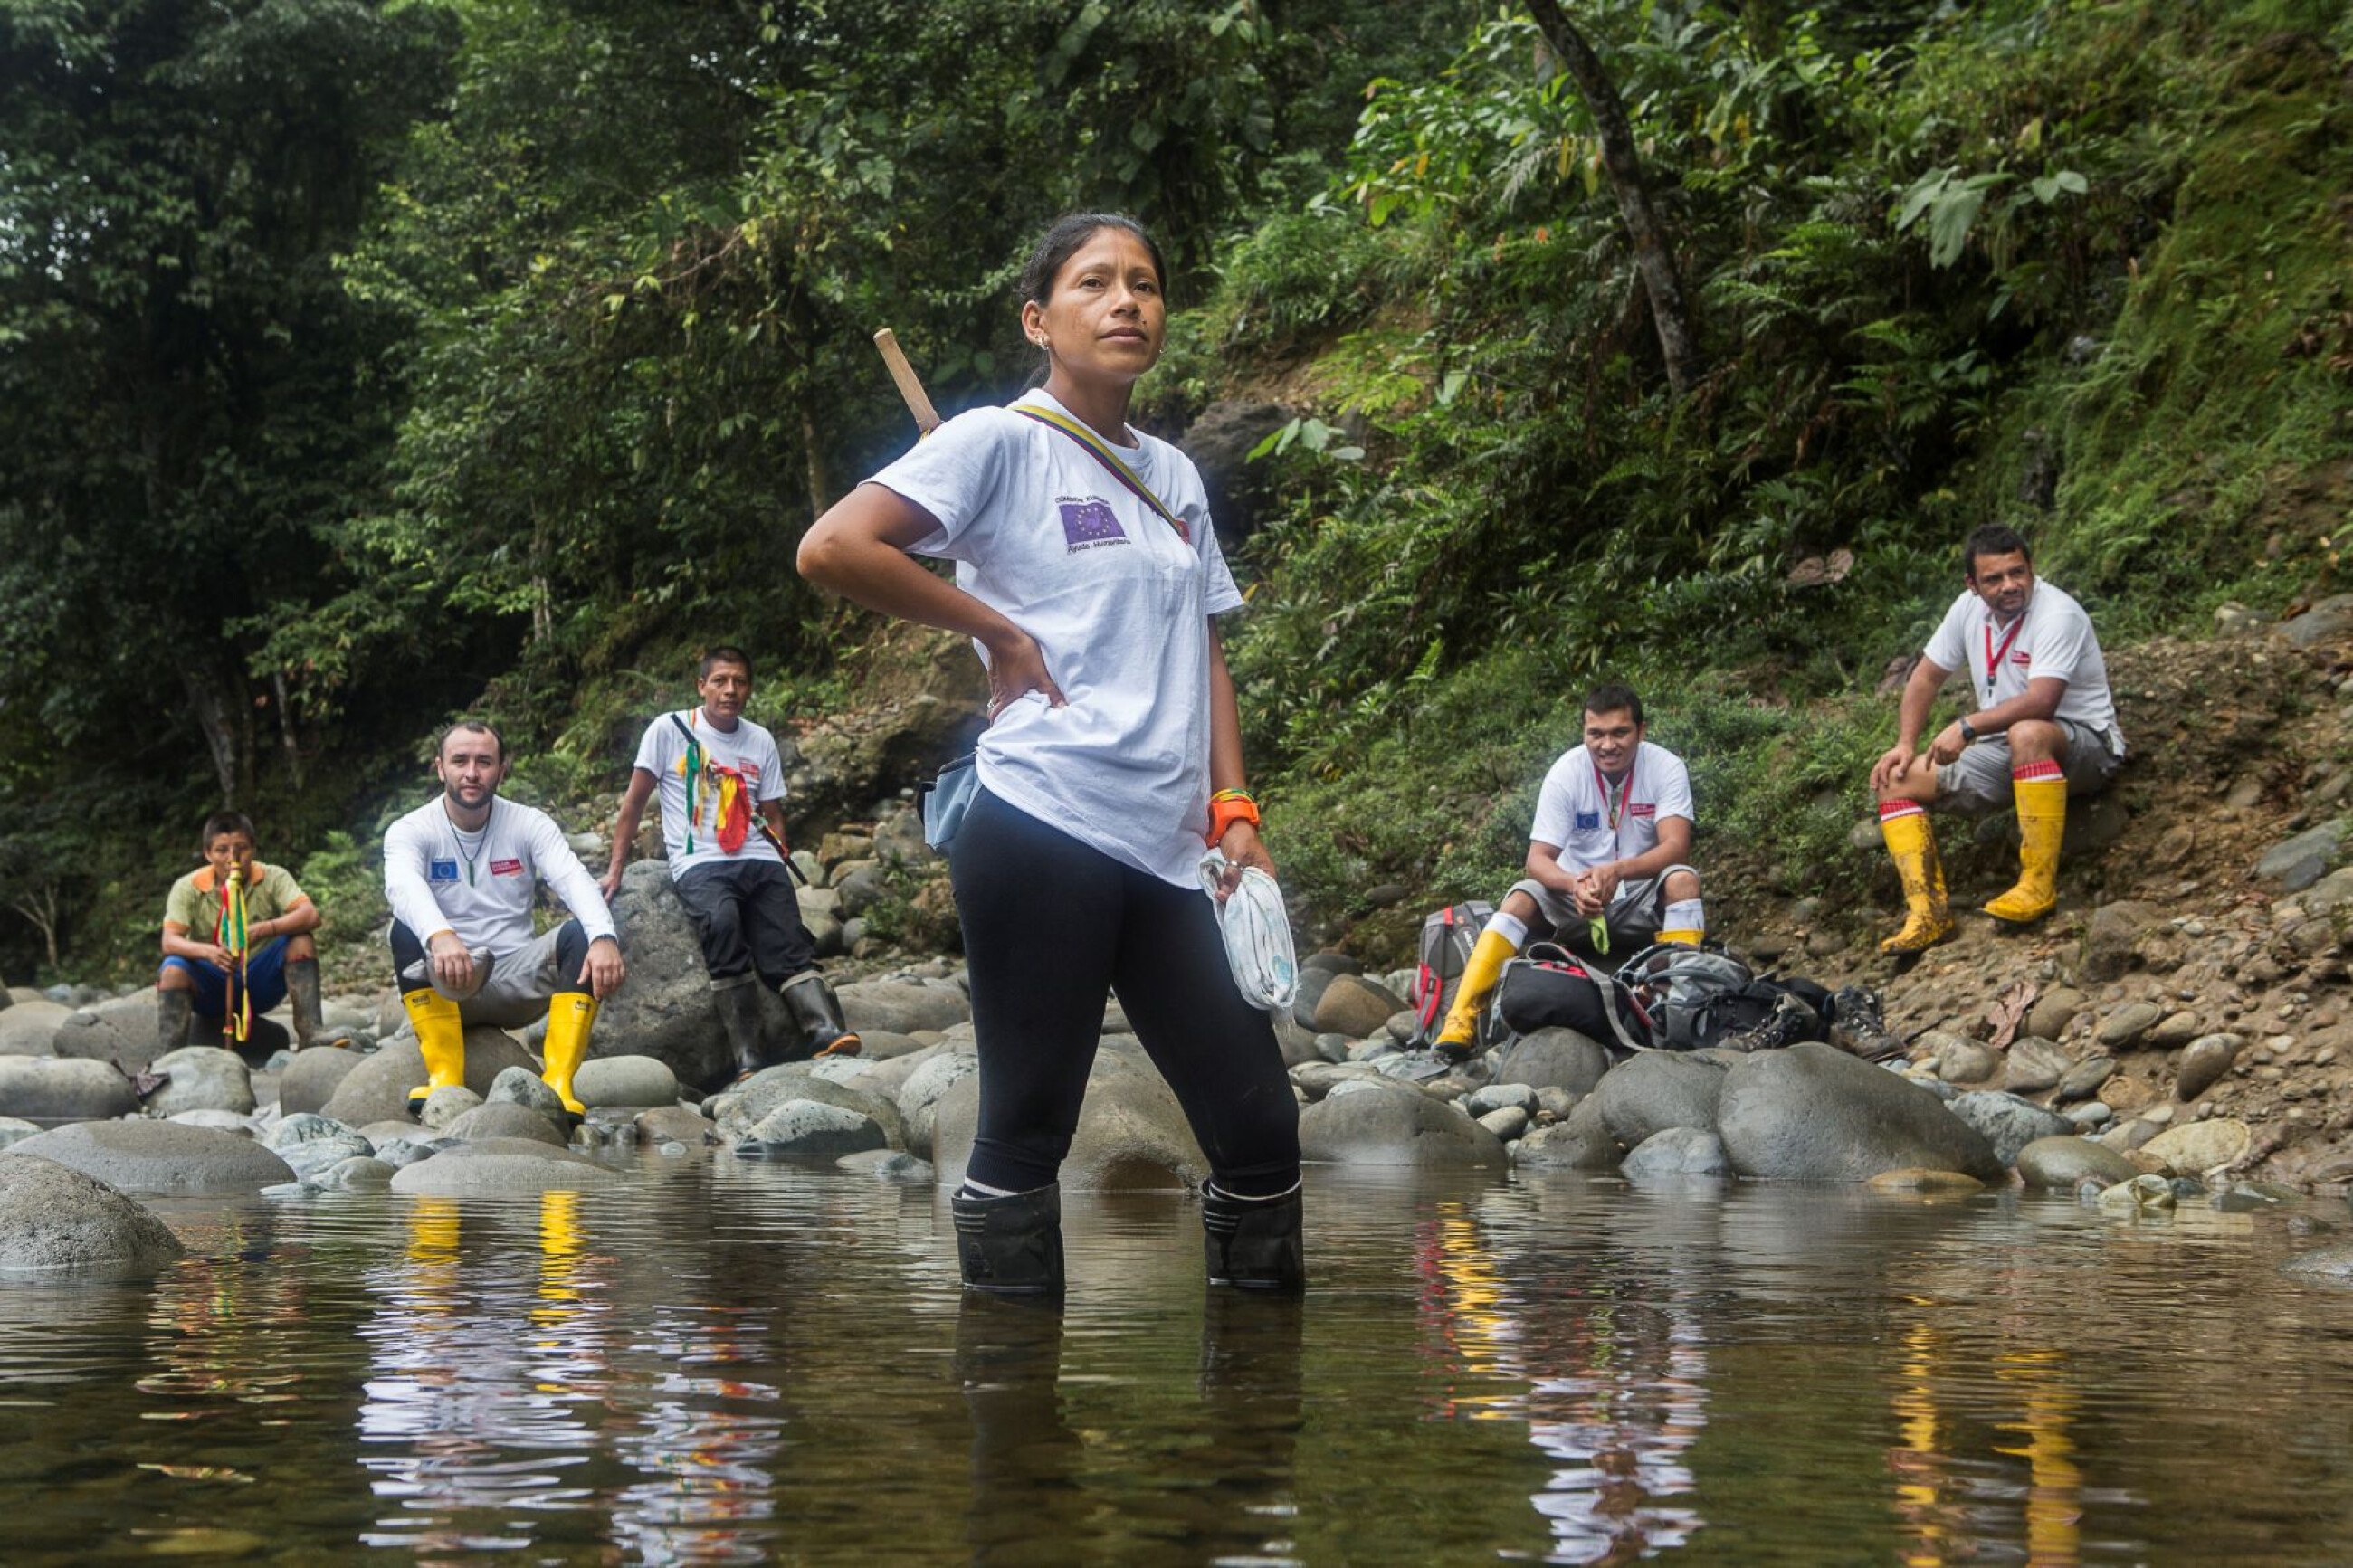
top-left (796, 214), bottom-right (1304, 1297)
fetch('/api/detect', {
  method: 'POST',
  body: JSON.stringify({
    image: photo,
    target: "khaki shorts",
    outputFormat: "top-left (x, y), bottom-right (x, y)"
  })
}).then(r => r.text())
top-left (1511, 865), bottom-right (1698, 954)
top-left (417, 925), bottom-right (577, 1030)
top-left (1935, 719), bottom-right (2122, 813)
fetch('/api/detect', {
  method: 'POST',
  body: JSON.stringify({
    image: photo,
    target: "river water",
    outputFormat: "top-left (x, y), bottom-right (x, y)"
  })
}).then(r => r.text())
top-left (1, 1160), bottom-right (2348, 1565)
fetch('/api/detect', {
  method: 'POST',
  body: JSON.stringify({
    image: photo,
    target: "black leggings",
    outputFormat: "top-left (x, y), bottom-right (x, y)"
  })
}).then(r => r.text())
top-left (949, 788), bottom-right (1301, 1198)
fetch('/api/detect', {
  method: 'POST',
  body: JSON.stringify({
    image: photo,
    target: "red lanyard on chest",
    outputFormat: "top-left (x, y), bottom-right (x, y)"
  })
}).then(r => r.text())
top-left (1982, 613), bottom-right (2027, 699)
top-left (1592, 756), bottom-right (1636, 842)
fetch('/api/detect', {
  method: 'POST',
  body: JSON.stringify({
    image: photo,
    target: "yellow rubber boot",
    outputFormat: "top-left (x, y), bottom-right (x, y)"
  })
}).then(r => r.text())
top-left (1984, 764), bottom-right (2066, 924)
top-left (403, 988), bottom-right (467, 1117)
top-left (1434, 927), bottom-right (1520, 1058)
top-left (540, 992), bottom-right (597, 1117)
top-left (1877, 803), bottom-right (1955, 954)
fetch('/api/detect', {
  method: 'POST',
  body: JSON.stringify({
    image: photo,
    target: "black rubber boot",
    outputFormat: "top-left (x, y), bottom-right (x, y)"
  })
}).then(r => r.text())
top-left (283, 957), bottom-right (347, 1050)
top-left (156, 986), bottom-right (193, 1056)
top-left (711, 976), bottom-right (771, 1081)
top-left (1202, 1183), bottom-right (1306, 1291)
top-left (952, 1184), bottom-right (1065, 1296)
top-left (778, 972), bottom-right (861, 1061)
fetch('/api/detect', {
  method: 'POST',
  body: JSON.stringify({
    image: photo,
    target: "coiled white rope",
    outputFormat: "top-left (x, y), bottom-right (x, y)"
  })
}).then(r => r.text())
top-left (1197, 851), bottom-right (1299, 1012)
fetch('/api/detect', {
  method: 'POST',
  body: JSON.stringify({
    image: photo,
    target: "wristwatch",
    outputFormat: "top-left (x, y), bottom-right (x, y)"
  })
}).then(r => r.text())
top-left (1958, 717), bottom-right (1977, 745)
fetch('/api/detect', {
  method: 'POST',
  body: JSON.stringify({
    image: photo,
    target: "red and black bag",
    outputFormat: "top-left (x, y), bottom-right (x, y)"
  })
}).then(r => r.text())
top-left (1491, 942), bottom-right (1653, 1053)
top-left (1408, 901), bottom-right (1494, 1050)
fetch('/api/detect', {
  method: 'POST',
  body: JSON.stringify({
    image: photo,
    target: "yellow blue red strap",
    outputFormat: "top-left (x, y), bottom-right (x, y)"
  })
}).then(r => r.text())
top-left (1015, 405), bottom-right (1189, 543)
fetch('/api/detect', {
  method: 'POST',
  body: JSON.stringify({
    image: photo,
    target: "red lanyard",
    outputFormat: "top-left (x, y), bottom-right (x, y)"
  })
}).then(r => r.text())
top-left (1592, 756), bottom-right (1636, 840)
top-left (1982, 613), bottom-right (2027, 698)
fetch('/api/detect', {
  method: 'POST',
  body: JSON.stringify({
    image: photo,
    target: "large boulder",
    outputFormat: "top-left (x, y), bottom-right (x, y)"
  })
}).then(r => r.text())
top-left (389, 1137), bottom-right (624, 1194)
top-left (1715, 1043), bottom-right (2004, 1183)
top-left (277, 1046), bottom-right (366, 1116)
top-left (1298, 1081), bottom-right (1507, 1169)
top-left (0, 1000), bottom-right (71, 1056)
top-left (1493, 1030), bottom-right (1612, 1097)
top-left (5, 1120), bottom-right (295, 1193)
top-left (836, 980), bottom-right (973, 1037)
top-left (0, 1155), bottom-right (185, 1271)
top-left (737, 1099), bottom-right (890, 1158)
top-left (1593, 1054), bottom-right (1728, 1149)
top-left (1513, 1098), bottom-right (1621, 1171)
top-left (0, 1057), bottom-right (139, 1125)
top-left (932, 1043), bottom-right (1212, 1189)
top-left (592, 860), bottom-right (764, 1090)
top-left (895, 1050), bottom-right (977, 1158)
top-left (319, 1026), bottom-right (537, 1126)
top-left (49, 1010), bottom-right (159, 1075)
top-left (1312, 974), bottom-right (1405, 1040)
top-left (1948, 1090), bottom-right (2074, 1168)
top-left (143, 1046), bottom-right (255, 1117)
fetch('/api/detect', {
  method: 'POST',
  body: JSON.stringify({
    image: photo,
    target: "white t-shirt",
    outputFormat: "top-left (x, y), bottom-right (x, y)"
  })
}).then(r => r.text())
top-left (631, 708), bottom-right (787, 879)
top-left (1529, 742), bottom-right (1696, 873)
top-left (867, 388), bottom-right (1243, 886)
top-left (384, 795), bottom-right (617, 957)
top-left (1922, 581), bottom-right (2124, 750)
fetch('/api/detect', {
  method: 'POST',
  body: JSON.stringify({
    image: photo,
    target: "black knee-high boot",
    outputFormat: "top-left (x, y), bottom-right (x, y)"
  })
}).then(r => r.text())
top-left (952, 1184), bottom-right (1065, 1296)
top-left (1202, 1183), bottom-right (1305, 1290)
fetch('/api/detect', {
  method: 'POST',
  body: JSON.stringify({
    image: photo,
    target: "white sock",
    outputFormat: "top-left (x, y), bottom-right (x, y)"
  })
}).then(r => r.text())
top-left (1488, 911), bottom-right (1529, 949)
top-left (1206, 1178), bottom-right (1302, 1203)
top-left (958, 1177), bottom-right (1019, 1199)
top-left (1662, 898), bottom-right (1705, 934)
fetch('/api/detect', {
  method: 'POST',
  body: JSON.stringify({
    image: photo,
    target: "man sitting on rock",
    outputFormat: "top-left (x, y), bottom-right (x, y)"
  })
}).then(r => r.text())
top-left (1869, 523), bottom-right (2126, 952)
top-left (602, 645), bottom-right (858, 1083)
top-left (157, 811), bottom-right (337, 1060)
top-left (1431, 682), bottom-right (1707, 1060)
top-left (385, 719), bottom-right (626, 1118)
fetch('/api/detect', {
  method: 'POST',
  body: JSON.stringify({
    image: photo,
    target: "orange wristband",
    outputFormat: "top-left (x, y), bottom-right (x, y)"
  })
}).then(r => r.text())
top-left (1206, 794), bottom-right (1262, 847)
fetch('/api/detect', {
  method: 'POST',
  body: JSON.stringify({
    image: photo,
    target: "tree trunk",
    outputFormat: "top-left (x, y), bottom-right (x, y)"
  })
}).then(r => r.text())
top-left (1526, 0), bottom-right (1701, 398)
top-left (11, 887), bottom-right (62, 975)
top-left (271, 669), bottom-right (304, 794)
top-left (800, 397), bottom-right (832, 522)
top-left (183, 670), bottom-right (239, 805)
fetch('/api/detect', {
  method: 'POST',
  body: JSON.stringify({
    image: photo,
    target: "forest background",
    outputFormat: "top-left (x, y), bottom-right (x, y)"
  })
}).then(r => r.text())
top-left (3, 0), bottom-right (2348, 983)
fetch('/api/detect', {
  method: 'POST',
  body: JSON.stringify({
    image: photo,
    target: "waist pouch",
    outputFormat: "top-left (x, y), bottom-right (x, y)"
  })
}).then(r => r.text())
top-left (1491, 943), bottom-right (1653, 1053)
top-left (919, 755), bottom-right (980, 851)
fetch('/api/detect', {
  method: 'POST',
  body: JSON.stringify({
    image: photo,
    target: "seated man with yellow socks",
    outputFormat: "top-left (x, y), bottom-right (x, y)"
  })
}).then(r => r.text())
top-left (1433, 683), bottom-right (1705, 1060)
top-left (383, 719), bottom-right (626, 1118)
top-left (1868, 524), bottom-right (2125, 952)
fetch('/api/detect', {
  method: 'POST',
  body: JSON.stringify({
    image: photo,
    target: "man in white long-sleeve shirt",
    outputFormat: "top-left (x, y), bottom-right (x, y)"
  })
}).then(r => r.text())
top-left (384, 719), bottom-right (626, 1117)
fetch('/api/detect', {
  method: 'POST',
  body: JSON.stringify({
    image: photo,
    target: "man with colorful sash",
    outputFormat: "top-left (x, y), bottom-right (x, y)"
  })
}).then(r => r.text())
top-left (1869, 524), bottom-right (2127, 952)
top-left (1429, 683), bottom-right (1708, 1060)
top-left (604, 646), bottom-right (859, 1084)
top-left (384, 720), bottom-right (625, 1118)
top-left (158, 811), bottom-right (336, 1060)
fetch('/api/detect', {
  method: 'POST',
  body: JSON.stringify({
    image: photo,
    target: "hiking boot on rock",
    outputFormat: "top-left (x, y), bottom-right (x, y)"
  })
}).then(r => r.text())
top-left (1829, 985), bottom-right (1908, 1062)
top-left (1718, 993), bottom-right (1817, 1055)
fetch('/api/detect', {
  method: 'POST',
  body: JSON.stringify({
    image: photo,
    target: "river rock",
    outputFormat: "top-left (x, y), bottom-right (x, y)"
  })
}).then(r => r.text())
top-left (319, 1026), bottom-right (537, 1126)
top-left (1313, 975), bottom-right (1405, 1040)
top-left (2027, 987), bottom-right (2088, 1041)
top-left (1289, 967), bottom-right (1338, 1032)
top-left (1494, 1029), bottom-right (1611, 1097)
top-left (635, 1106), bottom-right (715, 1146)
top-left (896, 1052), bottom-right (976, 1156)
top-left (1866, 1168), bottom-right (1985, 1194)
top-left (2015, 1136), bottom-right (2140, 1190)
top-left (277, 1046), bottom-right (364, 1116)
top-left (2098, 1174), bottom-right (2177, 1212)
top-left (0, 1117), bottom-right (42, 1152)
top-left (142, 1045), bottom-right (255, 1118)
top-left (265, 1114), bottom-right (376, 1180)
top-left (933, 1044), bottom-right (1210, 1188)
top-left (313, 1155), bottom-right (395, 1190)
top-left (389, 1137), bottom-right (624, 1194)
top-left (487, 1067), bottom-right (567, 1118)
top-left (0, 1156), bottom-right (185, 1271)
top-left (2141, 1118), bottom-right (2253, 1175)
top-left (2282, 1245), bottom-right (2353, 1281)
top-left (0, 1000), bottom-right (71, 1056)
top-left (1594, 1055), bottom-right (1727, 1149)
top-left (837, 979), bottom-right (972, 1038)
top-left (370, 1135), bottom-right (447, 1171)
top-left (422, 1086), bottom-right (485, 1129)
top-left (1466, 1083), bottom-right (1538, 1117)
top-left (1620, 1126), bottom-right (1729, 1181)
top-left (2145, 1012), bottom-right (2202, 1050)
top-left (1948, 1091), bottom-right (2074, 1167)
top-left (2005, 1037), bottom-right (2073, 1094)
top-left (48, 1011), bottom-right (157, 1075)
top-left (1716, 1043), bottom-right (2002, 1183)
top-left (714, 1063), bottom-right (907, 1150)
top-left (1935, 1038), bottom-right (2000, 1084)
top-left (1477, 1107), bottom-right (1529, 1140)
top-left (0, 1058), bottom-right (138, 1125)
top-left (2056, 1056), bottom-right (2117, 1101)
top-left (2176, 1035), bottom-right (2240, 1100)
top-left (2065, 1101), bottom-right (2115, 1130)
top-left (738, 1099), bottom-right (889, 1158)
top-left (1298, 1084), bottom-right (1507, 1169)
top-left (1513, 1099), bottom-right (1620, 1171)
top-left (2255, 819), bottom-right (2348, 891)
top-left (587, 861), bottom-right (738, 1088)
top-left (446, 1102), bottom-right (569, 1145)
top-left (5, 1120), bottom-right (294, 1193)
top-left (2095, 1003), bottom-right (2167, 1050)
top-left (573, 1055), bottom-right (678, 1108)
top-left (167, 1108), bottom-right (255, 1136)
top-left (1372, 1049), bottom-right (1453, 1084)
top-left (2082, 900), bottom-right (2168, 981)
